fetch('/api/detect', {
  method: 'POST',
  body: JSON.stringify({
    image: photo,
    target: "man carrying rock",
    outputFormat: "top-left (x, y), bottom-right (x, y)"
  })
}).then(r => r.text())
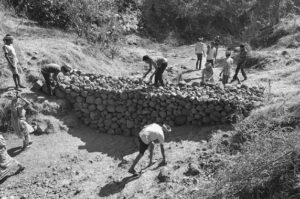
top-left (41, 63), bottom-right (72, 96)
top-left (128, 123), bottom-right (172, 175)
top-left (231, 44), bottom-right (248, 83)
top-left (142, 55), bottom-right (168, 87)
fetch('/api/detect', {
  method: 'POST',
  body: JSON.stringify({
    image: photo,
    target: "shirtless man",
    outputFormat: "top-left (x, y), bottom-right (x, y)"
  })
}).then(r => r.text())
top-left (41, 63), bottom-right (72, 95)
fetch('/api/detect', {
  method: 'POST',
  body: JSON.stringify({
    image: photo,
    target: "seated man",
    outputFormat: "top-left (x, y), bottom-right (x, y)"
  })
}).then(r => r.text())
top-left (128, 123), bottom-right (172, 175)
top-left (201, 62), bottom-right (214, 84)
top-left (41, 63), bottom-right (72, 95)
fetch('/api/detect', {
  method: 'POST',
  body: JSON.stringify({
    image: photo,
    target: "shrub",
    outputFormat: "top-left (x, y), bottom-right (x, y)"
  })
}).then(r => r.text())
top-left (212, 98), bottom-right (300, 198)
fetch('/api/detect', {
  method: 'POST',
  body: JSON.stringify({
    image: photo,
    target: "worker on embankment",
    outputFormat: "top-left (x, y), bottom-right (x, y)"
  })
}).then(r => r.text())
top-left (2, 34), bottom-right (26, 90)
top-left (231, 44), bottom-right (248, 83)
top-left (142, 55), bottom-right (168, 87)
top-left (41, 63), bottom-right (72, 96)
top-left (10, 93), bottom-right (37, 149)
top-left (128, 123), bottom-right (172, 175)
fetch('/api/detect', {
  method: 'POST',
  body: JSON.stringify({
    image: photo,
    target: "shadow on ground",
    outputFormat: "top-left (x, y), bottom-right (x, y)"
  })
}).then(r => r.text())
top-left (98, 175), bottom-right (141, 197)
top-left (8, 146), bottom-right (23, 157)
top-left (65, 112), bottom-right (232, 159)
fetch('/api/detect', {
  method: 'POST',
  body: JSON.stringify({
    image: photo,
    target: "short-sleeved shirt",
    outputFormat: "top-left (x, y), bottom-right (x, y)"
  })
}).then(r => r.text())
top-left (41, 63), bottom-right (61, 74)
top-left (139, 123), bottom-right (165, 144)
top-left (207, 47), bottom-right (216, 60)
top-left (195, 42), bottom-right (205, 54)
top-left (223, 57), bottom-right (233, 76)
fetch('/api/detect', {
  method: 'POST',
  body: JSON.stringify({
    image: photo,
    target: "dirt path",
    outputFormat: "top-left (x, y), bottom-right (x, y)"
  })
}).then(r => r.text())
top-left (1, 109), bottom-right (230, 198)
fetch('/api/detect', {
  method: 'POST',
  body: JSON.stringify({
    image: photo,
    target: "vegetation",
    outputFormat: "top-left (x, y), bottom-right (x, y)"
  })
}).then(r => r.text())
top-left (208, 93), bottom-right (300, 198)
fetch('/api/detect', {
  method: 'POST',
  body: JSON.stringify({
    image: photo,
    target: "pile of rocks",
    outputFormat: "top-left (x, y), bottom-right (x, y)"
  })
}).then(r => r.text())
top-left (56, 70), bottom-right (264, 136)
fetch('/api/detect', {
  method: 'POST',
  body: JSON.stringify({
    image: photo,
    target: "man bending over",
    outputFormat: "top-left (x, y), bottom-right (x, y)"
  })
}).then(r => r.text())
top-left (128, 123), bottom-right (172, 175)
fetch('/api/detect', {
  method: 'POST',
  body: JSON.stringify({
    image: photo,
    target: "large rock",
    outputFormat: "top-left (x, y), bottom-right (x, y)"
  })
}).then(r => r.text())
top-left (157, 167), bottom-right (171, 183)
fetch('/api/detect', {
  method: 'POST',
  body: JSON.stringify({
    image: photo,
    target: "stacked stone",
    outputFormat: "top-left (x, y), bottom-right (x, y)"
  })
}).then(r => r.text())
top-left (57, 70), bottom-right (264, 136)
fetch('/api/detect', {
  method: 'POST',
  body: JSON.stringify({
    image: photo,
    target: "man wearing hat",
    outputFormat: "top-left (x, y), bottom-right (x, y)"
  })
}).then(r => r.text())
top-left (2, 34), bottom-right (26, 89)
top-left (128, 123), bottom-right (172, 175)
top-left (195, 37), bottom-right (206, 70)
top-left (41, 63), bottom-right (72, 96)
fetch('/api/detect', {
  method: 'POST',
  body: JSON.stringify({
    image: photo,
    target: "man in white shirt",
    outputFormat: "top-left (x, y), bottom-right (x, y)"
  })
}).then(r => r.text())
top-left (219, 51), bottom-right (233, 86)
top-left (206, 42), bottom-right (216, 68)
top-left (128, 123), bottom-right (172, 175)
top-left (195, 37), bottom-right (206, 70)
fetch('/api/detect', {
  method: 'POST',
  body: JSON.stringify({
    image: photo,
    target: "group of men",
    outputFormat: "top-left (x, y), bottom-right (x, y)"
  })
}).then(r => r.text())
top-left (1, 33), bottom-right (249, 179)
top-left (195, 36), bottom-right (248, 86)
top-left (2, 34), bottom-right (72, 95)
top-left (2, 36), bottom-right (172, 179)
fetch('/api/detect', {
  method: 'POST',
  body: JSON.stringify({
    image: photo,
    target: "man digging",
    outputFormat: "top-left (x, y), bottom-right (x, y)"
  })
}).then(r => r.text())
top-left (128, 123), bottom-right (172, 175)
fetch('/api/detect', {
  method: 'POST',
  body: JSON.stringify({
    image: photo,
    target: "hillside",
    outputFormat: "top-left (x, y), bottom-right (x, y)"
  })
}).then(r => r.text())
top-left (0, 2), bottom-right (300, 199)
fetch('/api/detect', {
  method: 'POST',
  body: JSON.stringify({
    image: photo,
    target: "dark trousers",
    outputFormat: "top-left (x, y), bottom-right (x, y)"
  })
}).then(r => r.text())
top-left (42, 71), bottom-right (52, 95)
top-left (207, 59), bottom-right (214, 67)
top-left (232, 61), bottom-right (247, 82)
top-left (196, 53), bottom-right (203, 70)
top-left (154, 63), bottom-right (168, 87)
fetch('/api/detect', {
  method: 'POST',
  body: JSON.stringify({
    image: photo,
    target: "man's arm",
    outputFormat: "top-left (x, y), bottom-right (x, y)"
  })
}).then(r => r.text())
top-left (143, 63), bottom-right (152, 78)
top-left (53, 72), bottom-right (61, 84)
top-left (160, 144), bottom-right (166, 164)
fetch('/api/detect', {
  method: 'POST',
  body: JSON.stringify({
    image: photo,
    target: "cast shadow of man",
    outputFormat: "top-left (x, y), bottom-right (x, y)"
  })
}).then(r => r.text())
top-left (7, 146), bottom-right (23, 157)
top-left (98, 175), bottom-right (141, 197)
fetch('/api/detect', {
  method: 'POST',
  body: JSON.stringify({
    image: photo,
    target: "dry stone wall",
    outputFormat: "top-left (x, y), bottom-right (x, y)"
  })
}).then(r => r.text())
top-left (56, 70), bottom-right (264, 136)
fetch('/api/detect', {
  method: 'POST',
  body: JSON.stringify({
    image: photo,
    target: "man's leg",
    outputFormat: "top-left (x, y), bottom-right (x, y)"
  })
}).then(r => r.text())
top-left (148, 142), bottom-right (154, 166)
top-left (129, 153), bottom-right (144, 174)
top-left (158, 63), bottom-right (167, 86)
top-left (16, 74), bottom-right (26, 88)
top-left (231, 63), bottom-right (241, 83)
top-left (241, 65), bottom-right (247, 81)
top-left (42, 72), bottom-right (52, 95)
top-left (196, 54), bottom-right (199, 70)
top-left (129, 137), bottom-right (148, 174)
top-left (199, 54), bottom-right (203, 70)
top-left (154, 67), bottom-right (162, 87)
top-left (12, 74), bottom-right (19, 89)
